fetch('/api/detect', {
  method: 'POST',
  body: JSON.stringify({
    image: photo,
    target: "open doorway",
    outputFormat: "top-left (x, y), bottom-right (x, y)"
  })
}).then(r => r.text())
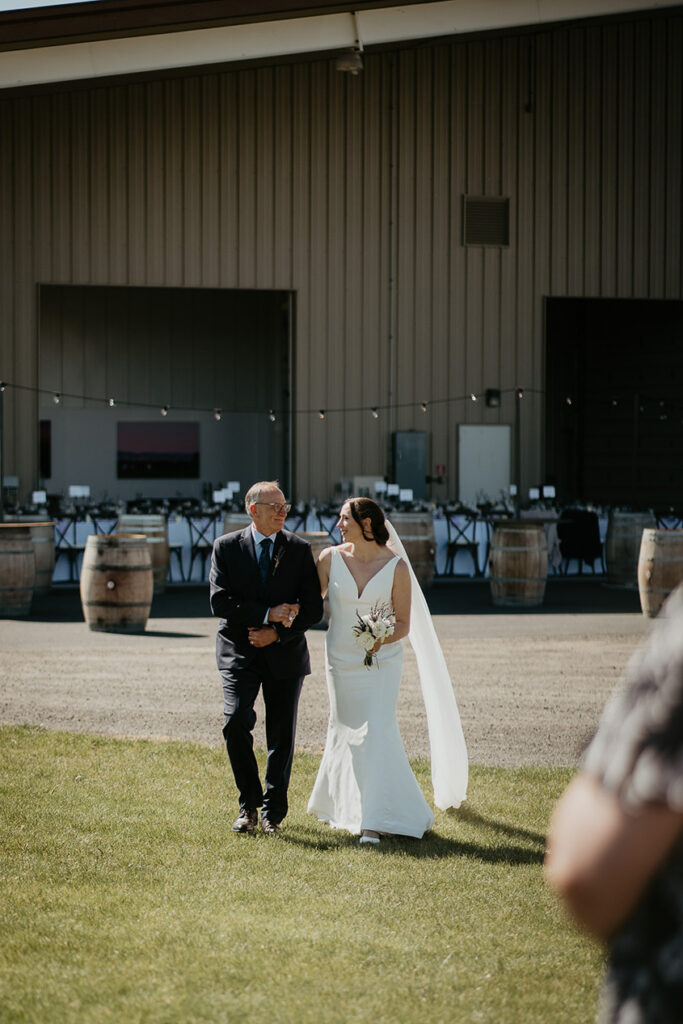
top-left (38, 285), bottom-right (293, 503)
top-left (545, 297), bottom-right (683, 509)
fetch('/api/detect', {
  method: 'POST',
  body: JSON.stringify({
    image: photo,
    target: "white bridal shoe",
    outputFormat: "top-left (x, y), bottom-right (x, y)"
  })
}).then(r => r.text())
top-left (359, 830), bottom-right (380, 845)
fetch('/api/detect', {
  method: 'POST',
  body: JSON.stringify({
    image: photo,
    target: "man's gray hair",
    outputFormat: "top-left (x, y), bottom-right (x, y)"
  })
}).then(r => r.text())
top-left (244, 480), bottom-right (282, 516)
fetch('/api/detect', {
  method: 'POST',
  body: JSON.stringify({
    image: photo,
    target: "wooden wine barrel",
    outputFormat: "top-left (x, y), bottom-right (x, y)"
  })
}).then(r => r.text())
top-left (0, 524), bottom-right (36, 617)
top-left (489, 521), bottom-right (548, 608)
top-left (80, 534), bottom-right (153, 633)
top-left (606, 511), bottom-right (657, 587)
top-left (5, 515), bottom-right (55, 595)
top-left (117, 514), bottom-right (169, 593)
top-left (637, 528), bottom-right (683, 618)
top-left (389, 513), bottom-right (435, 588)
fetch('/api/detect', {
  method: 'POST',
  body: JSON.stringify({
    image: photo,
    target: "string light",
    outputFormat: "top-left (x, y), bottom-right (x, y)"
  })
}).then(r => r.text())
top-left (213, 409), bottom-right (222, 421)
top-left (565, 397), bottom-right (572, 405)
top-left (0, 380), bottom-right (551, 419)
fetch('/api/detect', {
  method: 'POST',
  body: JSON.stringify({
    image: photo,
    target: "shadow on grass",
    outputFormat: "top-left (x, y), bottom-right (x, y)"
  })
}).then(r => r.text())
top-left (283, 810), bottom-right (546, 865)
top-left (453, 805), bottom-right (546, 845)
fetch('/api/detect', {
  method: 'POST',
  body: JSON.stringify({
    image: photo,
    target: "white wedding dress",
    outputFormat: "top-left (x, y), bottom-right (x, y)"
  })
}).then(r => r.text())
top-left (307, 548), bottom-right (435, 838)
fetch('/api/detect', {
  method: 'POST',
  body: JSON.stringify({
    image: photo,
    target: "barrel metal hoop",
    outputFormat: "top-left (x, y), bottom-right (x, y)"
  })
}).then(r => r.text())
top-left (83, 564), bottom-right (152, 572)
top-left (490, 576), bottom-right (547, 584)
top-left (83, 601), bottom-right (152, 608)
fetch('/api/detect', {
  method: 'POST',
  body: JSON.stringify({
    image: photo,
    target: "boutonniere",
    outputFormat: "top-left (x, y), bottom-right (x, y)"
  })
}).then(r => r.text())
top-left (272, 548), bottom-right (285, 575)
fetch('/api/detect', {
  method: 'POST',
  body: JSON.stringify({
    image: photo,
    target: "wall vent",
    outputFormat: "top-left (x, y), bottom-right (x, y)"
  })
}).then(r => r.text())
top-left (463, 196), bottom-right (510, 247)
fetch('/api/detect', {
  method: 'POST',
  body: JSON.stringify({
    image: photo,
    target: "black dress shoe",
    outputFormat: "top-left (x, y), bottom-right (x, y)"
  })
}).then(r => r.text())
top-left (261, 818), bottom-right (281, 835)
top-left (232, 808), bottom-right (258, 833)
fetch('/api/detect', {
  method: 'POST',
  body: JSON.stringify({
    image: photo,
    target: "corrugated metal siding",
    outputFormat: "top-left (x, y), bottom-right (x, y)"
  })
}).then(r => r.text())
top-left (1, 11), bottom-right (682, 501)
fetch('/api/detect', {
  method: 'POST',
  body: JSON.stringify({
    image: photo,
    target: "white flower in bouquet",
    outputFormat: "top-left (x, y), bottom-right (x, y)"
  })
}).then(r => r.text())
top-left (372, 618), bottom-right (392, 641)
top-left (356, 630), bottom-right (377, 652)
top-left (352, 601), bottom-right (396, 668)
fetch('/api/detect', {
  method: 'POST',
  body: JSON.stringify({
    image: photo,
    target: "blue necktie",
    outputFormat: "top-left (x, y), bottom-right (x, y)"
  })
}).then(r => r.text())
top-left (258, 538), bottom-right (272, 584)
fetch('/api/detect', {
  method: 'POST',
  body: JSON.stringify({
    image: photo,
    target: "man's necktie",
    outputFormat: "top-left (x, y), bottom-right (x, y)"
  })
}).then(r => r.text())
top-left (258, 538), bottom-right (272, 584)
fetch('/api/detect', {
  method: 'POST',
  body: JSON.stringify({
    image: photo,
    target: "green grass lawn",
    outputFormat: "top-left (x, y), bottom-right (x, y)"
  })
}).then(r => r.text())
top-left (0, 726), bottom-right (603, 1023)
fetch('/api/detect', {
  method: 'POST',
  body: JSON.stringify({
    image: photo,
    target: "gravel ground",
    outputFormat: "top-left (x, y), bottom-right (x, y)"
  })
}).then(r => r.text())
top-left (0, 581), bottom-right (651, 767)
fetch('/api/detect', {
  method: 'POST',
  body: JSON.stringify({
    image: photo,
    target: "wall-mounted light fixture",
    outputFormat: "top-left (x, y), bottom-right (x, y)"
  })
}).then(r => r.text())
top-left (335, 49), bottom-right (363, 75)
top-left (335, 11), bottom-right (364, 74)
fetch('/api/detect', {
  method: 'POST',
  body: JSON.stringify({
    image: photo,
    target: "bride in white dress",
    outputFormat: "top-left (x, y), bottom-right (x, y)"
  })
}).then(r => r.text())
top-left (308, 497), bottom-right (468, 845)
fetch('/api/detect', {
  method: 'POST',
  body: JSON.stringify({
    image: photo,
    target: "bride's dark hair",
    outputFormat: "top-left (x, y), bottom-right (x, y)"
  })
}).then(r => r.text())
top-left (347, 497), bottom-right (390, 545)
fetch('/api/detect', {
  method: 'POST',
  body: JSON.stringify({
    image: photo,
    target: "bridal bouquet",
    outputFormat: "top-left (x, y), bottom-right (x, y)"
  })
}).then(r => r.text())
top-left (352, 601), bottom-right (395, 668)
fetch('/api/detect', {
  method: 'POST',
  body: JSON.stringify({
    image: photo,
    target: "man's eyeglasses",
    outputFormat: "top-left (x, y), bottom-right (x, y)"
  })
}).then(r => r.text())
top-left (254, 502), bottom-right (291, 514)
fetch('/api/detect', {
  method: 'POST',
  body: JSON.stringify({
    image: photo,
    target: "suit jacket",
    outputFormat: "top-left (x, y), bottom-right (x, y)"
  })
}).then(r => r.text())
top-left (210, 527), bottom-right (323, 680)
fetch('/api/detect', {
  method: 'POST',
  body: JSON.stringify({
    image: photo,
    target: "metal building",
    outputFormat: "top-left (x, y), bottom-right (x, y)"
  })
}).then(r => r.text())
top-left (1, 0), bottom-right (682, 507)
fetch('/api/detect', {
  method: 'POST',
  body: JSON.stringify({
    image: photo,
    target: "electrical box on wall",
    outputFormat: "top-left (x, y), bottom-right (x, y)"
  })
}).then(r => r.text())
top-left (392, 431), bottom-right (427, 500)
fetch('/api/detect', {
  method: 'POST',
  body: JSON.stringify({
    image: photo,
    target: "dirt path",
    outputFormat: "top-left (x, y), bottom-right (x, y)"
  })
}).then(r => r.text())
top-left (0, 598), bottom-right (650, 766)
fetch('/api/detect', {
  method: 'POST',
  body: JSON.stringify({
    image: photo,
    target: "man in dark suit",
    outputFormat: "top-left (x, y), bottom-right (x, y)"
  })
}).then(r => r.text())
top-left (210, 480), bottom-right (323, 835)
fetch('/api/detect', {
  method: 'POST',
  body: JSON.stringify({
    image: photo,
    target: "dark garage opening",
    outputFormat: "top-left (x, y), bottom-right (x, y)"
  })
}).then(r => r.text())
top-left (545, 297), bottom-right (683, 511)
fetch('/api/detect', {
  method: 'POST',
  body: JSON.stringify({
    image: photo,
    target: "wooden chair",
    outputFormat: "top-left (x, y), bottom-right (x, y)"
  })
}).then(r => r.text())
top-left (444, 512), bottom-right (481, 576)
top-left (557, 509), bottom-right (604, 574)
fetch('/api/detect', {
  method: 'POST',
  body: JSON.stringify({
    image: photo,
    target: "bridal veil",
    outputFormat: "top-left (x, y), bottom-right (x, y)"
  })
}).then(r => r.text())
top-left (386, 520), bottom-right (468, 810)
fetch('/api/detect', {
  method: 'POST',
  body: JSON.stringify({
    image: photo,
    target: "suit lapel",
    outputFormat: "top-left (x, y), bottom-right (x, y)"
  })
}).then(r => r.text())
top-left (271, 532), bottom-right (288, 579)
top-left (240, 527), bottom-right (287, 588)
top-left (239, 527), bottom-right (258, 575)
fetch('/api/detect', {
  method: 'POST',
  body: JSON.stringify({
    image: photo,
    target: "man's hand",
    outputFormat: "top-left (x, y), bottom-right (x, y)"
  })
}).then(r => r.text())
top-left (268, 603), bottom-right (300, 628)
top-left (248, 626), bottom-right (278, 648)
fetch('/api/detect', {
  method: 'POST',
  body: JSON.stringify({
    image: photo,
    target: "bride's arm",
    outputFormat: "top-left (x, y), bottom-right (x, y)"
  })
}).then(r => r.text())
top-left (377, 558), bottom-right (411, 647)
top-left (317, 547), bottom-right (333, 598)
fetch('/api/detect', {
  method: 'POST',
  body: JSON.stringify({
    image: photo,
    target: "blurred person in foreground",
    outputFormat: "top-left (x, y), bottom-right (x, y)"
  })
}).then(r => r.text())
top-left (545, 586), bottom-right (683, 1023)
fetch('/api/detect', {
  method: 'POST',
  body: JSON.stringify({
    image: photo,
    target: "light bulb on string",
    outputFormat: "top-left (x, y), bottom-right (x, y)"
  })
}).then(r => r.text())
top-left (318, 410), bottom-right (325, 420)
top-left (213, 409), bottom-right (222, 421)
top-left (161, 405), bottom-right (169, 416)
top-left (108, 397), bottom-right (116, 407)
top-left (0, 382), bottom-right (6, 392)
top-left (371, 408), bottom-right (379, 419)
top-left (269, 410), bottom-right (276, 422)
top-left (53, 393), bottom-right (61, 405)
top-left (421, 402), bottom-right (428, 413)
top-left (516, 388), bottom-right (524, 400)
top-left (565, 397), bottom-right (572, 406)
top-left (470, 393), bottom-right (477, 402)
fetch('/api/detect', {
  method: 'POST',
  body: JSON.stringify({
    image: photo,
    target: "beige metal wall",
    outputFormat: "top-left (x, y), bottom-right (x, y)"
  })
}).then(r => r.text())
top-left (1, 9), bottom-right (681, 502)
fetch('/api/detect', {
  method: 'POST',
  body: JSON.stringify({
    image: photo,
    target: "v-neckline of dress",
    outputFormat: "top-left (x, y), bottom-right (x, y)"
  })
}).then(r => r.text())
top-left (337, 549), bottom-right (397, 600)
